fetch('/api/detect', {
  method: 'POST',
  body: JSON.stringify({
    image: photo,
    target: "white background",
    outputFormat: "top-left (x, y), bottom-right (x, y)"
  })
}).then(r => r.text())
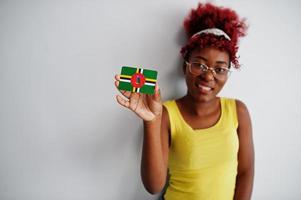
top-left (1, 0), bottom-right (301, 199)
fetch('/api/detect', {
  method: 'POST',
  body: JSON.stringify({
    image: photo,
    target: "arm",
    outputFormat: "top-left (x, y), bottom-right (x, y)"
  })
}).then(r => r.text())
top-left (141, 106), bottom-right (170, 194)
top-left (234, 100), bottom-right (255, 200)
top-left (114, 76), bottom-right (169, 194)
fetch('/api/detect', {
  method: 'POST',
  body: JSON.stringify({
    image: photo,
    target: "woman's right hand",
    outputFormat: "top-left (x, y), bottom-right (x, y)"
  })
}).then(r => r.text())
top-left (114, 75), bottom-right (162, 122)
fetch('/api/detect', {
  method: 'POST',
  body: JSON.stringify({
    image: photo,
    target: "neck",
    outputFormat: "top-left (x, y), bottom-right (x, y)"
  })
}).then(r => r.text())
top-left (181, 94), bottom-right (220, 116)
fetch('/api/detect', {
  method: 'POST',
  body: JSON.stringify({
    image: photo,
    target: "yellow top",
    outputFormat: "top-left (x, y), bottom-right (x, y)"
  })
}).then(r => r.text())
top-left (163, 97), bottom-right (239, 200)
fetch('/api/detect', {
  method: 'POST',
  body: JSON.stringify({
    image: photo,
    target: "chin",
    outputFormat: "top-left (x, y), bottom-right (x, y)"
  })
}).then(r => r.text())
top-left (190, 91), bottom-right (217, 103)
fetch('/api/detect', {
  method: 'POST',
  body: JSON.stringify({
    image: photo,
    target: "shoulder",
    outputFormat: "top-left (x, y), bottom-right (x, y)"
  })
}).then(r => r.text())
top-left (221, 97), bottom-right (244, 113)
top-left (162, 100), bottom-right (174, 130)
top-left (234, 99), bottom-right (250, 120)
top-left (234, 99), bottom-right (252, 136)
top-left (221, 97), bottom-right (249, 117)
top-left (162, 101), bottom-right (172, 147)
top-left (221, 97), bottom-right (251, 129)
top-left (162, 99), bottom-right (175, 107)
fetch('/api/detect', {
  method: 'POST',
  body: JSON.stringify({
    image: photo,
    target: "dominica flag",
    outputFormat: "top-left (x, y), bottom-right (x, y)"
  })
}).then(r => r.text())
top-left (118, 66), bottom-right (158, 94)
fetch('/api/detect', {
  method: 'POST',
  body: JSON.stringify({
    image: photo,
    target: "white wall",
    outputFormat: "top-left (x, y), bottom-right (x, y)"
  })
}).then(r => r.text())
top-left (1, 0), bottom-right (301, 199)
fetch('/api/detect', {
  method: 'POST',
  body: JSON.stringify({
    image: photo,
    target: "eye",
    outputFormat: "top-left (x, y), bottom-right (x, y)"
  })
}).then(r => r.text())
top-left (215, 67), bottom-right (228, 74)
top-left (198, 63), bottom-right (208, 71)
top-left (191, 63), bottom-right (204, 68)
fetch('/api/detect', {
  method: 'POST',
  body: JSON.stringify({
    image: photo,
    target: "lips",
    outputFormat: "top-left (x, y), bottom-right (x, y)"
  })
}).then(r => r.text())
top-left (196, 83), bottom-right (214, 94)
top-left (198, 84), bottom-right (211, 91)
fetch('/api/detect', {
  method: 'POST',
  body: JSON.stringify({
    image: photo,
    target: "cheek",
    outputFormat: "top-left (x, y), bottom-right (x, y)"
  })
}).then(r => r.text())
top-left (215, 79), bottom-right (227, 91)
top-left (185, 74), bottom-right (196, 87)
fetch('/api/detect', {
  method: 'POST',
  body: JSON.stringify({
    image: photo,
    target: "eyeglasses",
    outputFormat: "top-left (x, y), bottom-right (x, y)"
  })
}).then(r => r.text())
top-left (185, 61), bottom-right (231, 80)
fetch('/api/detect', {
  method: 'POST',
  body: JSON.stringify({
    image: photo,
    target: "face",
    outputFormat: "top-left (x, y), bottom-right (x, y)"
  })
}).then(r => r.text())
top-left (184, 47), bottom-right (230, 103)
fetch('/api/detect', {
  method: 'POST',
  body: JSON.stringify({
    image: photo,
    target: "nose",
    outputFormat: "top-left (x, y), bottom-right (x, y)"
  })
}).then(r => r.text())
top-left (201, 70), bottom-right (215, 81)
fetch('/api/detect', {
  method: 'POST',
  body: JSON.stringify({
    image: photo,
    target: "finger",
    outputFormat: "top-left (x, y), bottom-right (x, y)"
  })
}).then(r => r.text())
top-left (155, 83), bottom-right (159, 94)
top-left (114, 75), bottom-right (120, 90)
top-left (121, 90), bottom-right (131, 98)
top-left (115, 80), bottom-right (131, 98)
top-left (116, 94), bottom-right (130, 108)
top-left (129, 92), bottom-right (141, 111)
top-left (153, 83), bottom-right (161, 102)
top-left (115, 74), bottom-right (120, 81)
top-left (115, 80), bottom-right (119, 87)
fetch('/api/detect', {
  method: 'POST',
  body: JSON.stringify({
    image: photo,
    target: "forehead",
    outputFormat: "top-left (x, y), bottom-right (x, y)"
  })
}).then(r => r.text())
top-left (189, 47), bottom-right (229, 63)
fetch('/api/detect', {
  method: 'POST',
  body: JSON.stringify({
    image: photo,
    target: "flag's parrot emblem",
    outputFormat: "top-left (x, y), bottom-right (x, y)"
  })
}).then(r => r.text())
top-left (131, 73), bottom-right (146, 88)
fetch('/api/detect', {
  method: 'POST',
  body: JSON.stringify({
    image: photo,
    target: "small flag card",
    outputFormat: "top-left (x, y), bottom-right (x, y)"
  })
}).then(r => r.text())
top-left (118, 66), bottom-right (158, 94)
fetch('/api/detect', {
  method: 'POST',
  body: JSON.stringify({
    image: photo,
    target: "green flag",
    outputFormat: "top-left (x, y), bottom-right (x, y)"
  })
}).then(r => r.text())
top-left (118, 66), bottom-right (158, 94)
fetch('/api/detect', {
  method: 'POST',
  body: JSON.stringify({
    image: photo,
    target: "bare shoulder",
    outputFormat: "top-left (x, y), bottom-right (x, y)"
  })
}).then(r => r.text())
top-left (235, 99), bottom-right (252, 135)
top-left (235, 99), bottom-right (249, 115)
top-left (162, 103), bottom-right (171, 147)
top-left (235, 99), bottom-right (251, 119)
top-left (162, 105), bottom-right (170, 127)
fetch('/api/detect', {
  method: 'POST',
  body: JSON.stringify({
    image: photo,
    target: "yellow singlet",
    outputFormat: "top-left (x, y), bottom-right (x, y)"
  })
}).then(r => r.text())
top-left (163, 97), bottom-right (239, 200)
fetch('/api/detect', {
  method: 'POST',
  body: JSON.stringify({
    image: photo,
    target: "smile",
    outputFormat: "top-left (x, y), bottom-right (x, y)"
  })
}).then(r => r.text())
top-left (197, 84), bottom-right (213, 91)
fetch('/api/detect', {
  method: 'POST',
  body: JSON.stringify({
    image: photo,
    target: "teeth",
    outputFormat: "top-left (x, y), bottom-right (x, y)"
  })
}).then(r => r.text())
top-left (198, 84), bottom-right (211, 91)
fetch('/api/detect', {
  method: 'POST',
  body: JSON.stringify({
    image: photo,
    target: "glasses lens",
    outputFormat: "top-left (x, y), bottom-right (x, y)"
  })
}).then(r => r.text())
top-left (187, 62), bottom-right (231, 80)
top-left (214, 68), bottom-right (230, 79)
top-left (189, 63), bottom-right (206, 75)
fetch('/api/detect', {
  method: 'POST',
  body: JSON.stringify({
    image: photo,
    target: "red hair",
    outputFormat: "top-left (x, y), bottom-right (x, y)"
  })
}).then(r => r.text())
top-left (180, 3), bottom-right (247, 68)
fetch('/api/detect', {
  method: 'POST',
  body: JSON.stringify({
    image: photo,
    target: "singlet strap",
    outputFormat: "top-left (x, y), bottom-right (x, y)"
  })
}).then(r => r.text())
top-left (222, 98), bottom-right (239, 129)
top-left (163, 101), bottom-right (181, 140)
top-left (163, 97), bottom-right (239, 134)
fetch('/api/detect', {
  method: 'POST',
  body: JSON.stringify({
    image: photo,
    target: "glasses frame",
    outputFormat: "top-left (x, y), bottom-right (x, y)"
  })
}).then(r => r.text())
top-left (185, 60), bottom-right (232, 80)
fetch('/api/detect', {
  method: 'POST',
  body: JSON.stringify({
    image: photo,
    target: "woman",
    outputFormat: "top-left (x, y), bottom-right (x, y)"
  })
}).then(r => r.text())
top-left (115, 2), bottom-right (254, 200)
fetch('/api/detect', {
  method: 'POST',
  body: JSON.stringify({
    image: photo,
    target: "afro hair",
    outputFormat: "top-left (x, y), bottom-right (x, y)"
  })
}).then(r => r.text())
top-left (180, 3), bottom-right (248, 68)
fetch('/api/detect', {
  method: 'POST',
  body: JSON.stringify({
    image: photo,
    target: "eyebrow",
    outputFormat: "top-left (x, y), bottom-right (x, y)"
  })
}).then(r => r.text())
top-left (192, 56), bottom-right (228, 65)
